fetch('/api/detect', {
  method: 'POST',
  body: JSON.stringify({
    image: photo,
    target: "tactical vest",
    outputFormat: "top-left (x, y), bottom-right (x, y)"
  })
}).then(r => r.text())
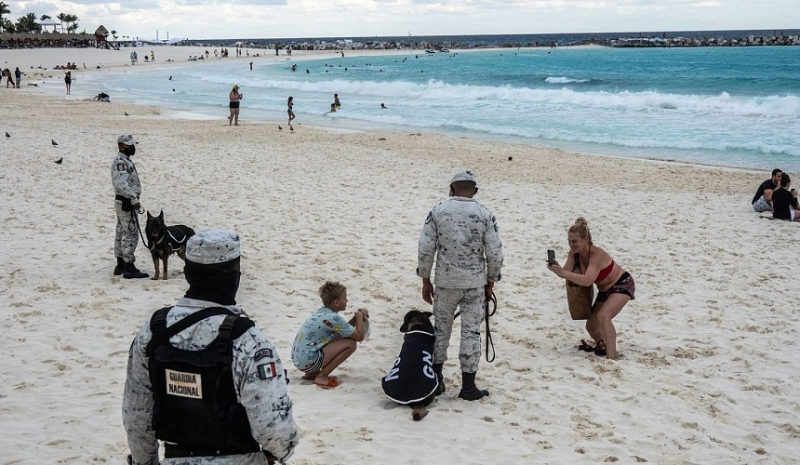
top-left (146, 306), bottom-right (261, 454)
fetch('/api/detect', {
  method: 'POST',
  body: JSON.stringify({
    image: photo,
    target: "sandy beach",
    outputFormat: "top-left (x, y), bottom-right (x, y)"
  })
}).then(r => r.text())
top-left (1, 46), bottom-right (799, 464)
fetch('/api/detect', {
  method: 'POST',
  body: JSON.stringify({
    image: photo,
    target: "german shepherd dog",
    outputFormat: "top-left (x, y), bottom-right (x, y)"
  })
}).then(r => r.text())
top-left (381, 311), bottom-right (439, 421)
top-left (145, 210), bottom-right (195, 280)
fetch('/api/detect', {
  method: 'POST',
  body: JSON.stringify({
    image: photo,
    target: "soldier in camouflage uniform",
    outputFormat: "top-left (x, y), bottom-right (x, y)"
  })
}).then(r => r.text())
top-left (123, 229), bottom-right (299, 464)
top-left (112, 134), bottom-right (148, 279)
top-left (417, 169), bottom-right (503, 401)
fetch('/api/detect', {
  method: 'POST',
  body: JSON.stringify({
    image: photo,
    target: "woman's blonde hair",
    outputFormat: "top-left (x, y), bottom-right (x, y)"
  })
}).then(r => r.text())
top-left (568, 217), bottom-right (592, 245)
top-left (319, 281), bottom-right (346, 307)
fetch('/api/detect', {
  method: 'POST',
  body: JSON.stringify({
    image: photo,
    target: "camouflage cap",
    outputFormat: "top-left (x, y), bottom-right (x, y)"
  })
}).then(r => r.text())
top-left (450, 168), bottom-right (477, 185)
top-left (186, 228), bottom-right (241, 265)
top-left (117, 134), bottom-right (135, 146)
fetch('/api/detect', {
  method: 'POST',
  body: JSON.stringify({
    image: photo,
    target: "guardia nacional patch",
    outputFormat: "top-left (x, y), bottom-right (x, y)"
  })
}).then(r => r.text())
top-left (254, 348), bottom-right (273, 362)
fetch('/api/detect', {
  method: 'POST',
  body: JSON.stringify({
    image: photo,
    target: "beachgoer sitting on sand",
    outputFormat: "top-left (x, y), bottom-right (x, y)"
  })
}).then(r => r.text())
top-left (752, 169), bottom-right (782, 212)
top-left (93, 92), bottom-right (110, 102)
top-left (771, 173), bottom-right (799, 221)
top-left (290, 281), bottom-right (369, 389)
top-left (547, 217), bottom-right (635, 360)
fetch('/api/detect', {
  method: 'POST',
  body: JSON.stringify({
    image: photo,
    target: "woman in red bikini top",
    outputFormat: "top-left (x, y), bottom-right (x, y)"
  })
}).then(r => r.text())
top-left (547, 217), bottom-right (635, 360)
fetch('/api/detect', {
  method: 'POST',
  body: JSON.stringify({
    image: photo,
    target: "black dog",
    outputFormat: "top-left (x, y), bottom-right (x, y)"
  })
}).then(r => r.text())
top-left (145, 210), bottom-right (195, 281)
top-left (381, 310), bottom-right (439, 421)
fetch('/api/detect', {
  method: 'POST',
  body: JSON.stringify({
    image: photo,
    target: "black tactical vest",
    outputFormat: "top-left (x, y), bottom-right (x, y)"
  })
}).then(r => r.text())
top-left (146, 306), bottom-right (261, 454)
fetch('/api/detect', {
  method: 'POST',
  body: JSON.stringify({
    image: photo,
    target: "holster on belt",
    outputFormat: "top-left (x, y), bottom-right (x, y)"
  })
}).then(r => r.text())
top-left (115, 194), bottom-right (133, 211)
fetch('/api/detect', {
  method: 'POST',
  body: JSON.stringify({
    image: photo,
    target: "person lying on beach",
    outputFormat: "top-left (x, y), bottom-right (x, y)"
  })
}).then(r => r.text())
top-left (547, 217), bottom-right (635, 360)
top-left (752, 169), bottom-right (782, 212)
top-left (290, 281), bottom-right (369, 389)
top-left (771, 173), bottom-right (799, 221)
top-left (93, 92), bottom-right (110, 102)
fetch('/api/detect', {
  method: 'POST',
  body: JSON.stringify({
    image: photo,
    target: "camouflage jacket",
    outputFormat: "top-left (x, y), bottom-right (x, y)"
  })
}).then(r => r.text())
top-left (122, 298), bottom-right (298, 465)
top-left (112, 152), bottom-right (141, 205)
top-left (417, 197), bottom-right (504, 289)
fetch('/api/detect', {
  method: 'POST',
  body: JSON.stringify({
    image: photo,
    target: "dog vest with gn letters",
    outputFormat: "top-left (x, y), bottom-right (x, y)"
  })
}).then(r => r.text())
top-left (381, 331), bottom-right (439, 404)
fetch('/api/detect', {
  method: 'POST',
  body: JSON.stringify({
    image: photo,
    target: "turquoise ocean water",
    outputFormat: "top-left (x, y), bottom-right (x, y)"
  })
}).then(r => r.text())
top-left (85, 46), bottom-right (800, 171)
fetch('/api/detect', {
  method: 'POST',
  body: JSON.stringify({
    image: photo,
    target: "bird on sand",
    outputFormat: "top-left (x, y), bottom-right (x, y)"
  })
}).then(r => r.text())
top-left (124, 111), bottom-right (129, 116)
top-left (278, 125), bottom-right (283, 131)
top-left (55, 158), bottom-right (63, 164)
top-left (5, 132), bottom-right (9, 138)
top-left (51, 139), bottom-right (59, 146)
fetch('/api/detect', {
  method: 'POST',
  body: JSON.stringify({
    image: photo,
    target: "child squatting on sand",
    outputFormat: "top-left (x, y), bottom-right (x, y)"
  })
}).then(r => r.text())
top-left (547, 217), bottom-right (635, 360)
top-left (291, 281), bottom-right (369, 389)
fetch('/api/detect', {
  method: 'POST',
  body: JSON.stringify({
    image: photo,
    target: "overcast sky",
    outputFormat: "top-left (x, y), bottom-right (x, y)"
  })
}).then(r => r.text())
top-left (4, 0), bottom-right (799, 40)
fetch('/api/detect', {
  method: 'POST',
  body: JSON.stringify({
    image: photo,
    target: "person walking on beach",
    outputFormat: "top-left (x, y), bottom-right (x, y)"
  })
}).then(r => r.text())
top-left (111, 135), bottom-right (149, 279)
top-left (418, 169), bottom-right (503, 401)
top-left (291, 281), bottom-right (369, 389)
top-left (14, 67), bottom-right (21, 88)
top-left (287, 96), bottom-right (295, 130)
top-left (123, 228), bottom-right (299, 465)
top-left (3, 68), bottom-right (15, 88)
top-left (64, 71), bottom-right (72, 95)
top-left (130, 52), bottom-right (135, 65)
top-left (547, 217), bottom-right (635, 360)
top-left (752, 168), bottom-right (782, 213)
top-left (229, 85), bottom-right (243, 126)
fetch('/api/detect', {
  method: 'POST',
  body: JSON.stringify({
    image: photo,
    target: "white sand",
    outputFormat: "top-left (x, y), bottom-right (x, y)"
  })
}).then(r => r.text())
top-left (1, 47), bottom-right (799, 464)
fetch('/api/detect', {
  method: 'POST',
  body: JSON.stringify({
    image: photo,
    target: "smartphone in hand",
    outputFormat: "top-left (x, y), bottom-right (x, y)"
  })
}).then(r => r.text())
top-left (547, 249), bottom-right (556, 266)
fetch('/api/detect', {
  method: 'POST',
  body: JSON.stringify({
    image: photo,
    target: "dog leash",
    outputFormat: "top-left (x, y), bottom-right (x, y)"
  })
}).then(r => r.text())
top-left (131, 208), bottom-right (152, 249)
top-left (454, 291), bottom-right (497, 363)
top-left (484, 292), bottom-right (497, 363)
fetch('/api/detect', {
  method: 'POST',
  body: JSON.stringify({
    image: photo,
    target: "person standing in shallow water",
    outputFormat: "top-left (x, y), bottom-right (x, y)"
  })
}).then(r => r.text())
top-left (547, 217), bottom-right (635, 360)
top-left (64, 71), bottom-right (72, 94)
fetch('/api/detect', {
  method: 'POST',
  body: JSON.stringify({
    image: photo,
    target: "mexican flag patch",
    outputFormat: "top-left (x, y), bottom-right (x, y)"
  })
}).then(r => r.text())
top-left (257, 363), bottom-right (277, 380)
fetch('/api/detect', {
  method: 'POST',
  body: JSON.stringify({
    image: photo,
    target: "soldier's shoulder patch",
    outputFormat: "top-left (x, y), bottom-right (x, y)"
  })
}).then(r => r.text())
top-left (257, 362), bottom-right (277, 380)
top-left (254, 348), bottom-right (273, 362)
top-left (424, 211), bottom-right (433, 224)
top-left (116, 162), bottom-right (127, 172)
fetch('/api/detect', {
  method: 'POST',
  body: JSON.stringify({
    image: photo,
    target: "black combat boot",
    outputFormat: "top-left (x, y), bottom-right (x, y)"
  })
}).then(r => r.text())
top-left (458, 371), bottom-right (489, 401)
top-left (122, 262), bottom-right (149, 279)
top-left (433, 363), bottom-right (445, 396)
top-left (113, 257), bottom-right (125, 276)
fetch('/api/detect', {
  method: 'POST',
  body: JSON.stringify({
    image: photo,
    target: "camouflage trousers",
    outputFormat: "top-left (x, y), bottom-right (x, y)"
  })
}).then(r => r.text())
top-left (433, 287), bottom-right (485, 373)
top-left (114, 201), bottom-right (139, 263)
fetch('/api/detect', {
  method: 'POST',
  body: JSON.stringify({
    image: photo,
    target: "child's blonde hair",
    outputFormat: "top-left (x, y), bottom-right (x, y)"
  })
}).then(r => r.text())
top-left (319, 281), bottom-right (346, 307)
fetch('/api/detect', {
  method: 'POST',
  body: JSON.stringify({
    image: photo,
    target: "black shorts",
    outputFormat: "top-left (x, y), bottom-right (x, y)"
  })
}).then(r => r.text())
top-left (229, 101), bottom-right (240, 109)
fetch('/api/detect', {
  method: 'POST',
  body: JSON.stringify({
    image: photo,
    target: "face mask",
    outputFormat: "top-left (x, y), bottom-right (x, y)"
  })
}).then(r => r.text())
top-left (123, 146), bottom-right (136, 156)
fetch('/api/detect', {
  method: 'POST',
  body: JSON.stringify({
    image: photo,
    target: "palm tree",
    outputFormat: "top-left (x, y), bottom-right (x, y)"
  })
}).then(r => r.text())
top-left (111, 29), bottom-right (118, 42)
top-left (15, 12), bottom-right (40, 33)
top-left (39, 14), bottom-right (50, 21)
top-left (65, 14), bottom-right (78, 33)
top-left (56, 12), bottom-right (67, 33)
top-left (0, 2), bottom-right (11, 33)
